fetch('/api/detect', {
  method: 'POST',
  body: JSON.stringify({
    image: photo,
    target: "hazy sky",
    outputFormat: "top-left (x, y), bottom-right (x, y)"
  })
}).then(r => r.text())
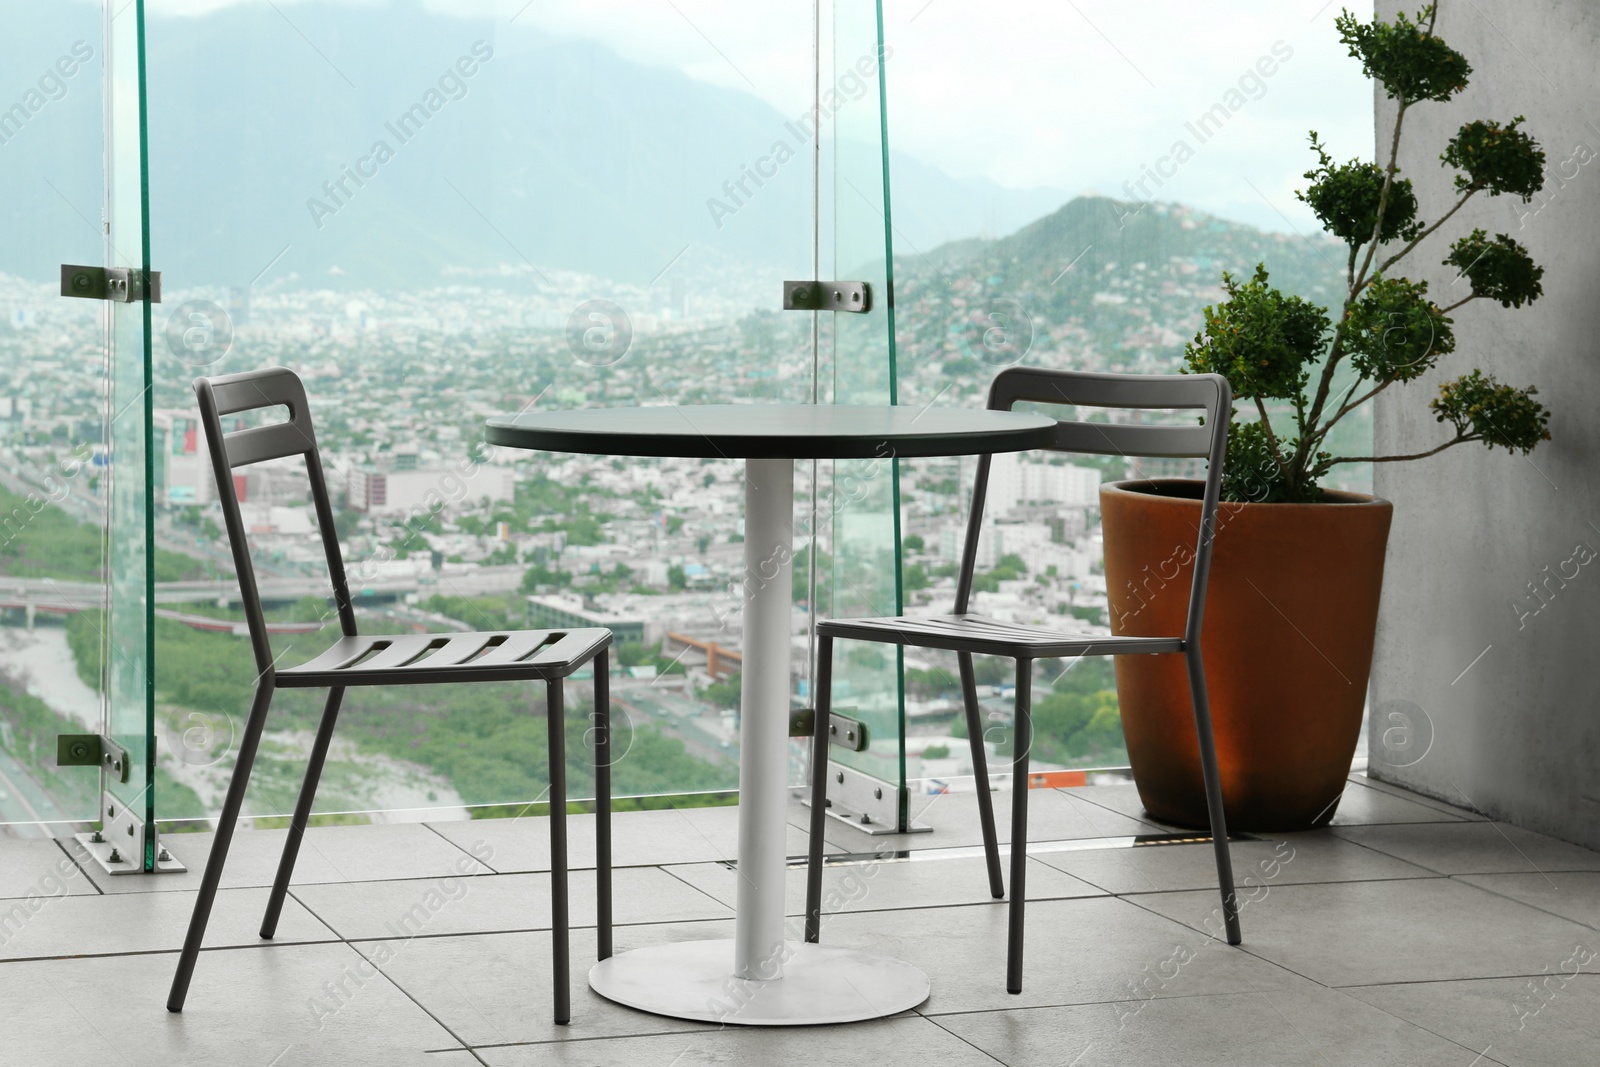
top-left (137, 0), bottom-right (1384, 235)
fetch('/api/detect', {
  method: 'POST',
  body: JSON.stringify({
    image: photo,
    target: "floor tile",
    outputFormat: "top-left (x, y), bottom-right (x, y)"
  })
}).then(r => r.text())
top-left (476, 1014), bottom-right (1003, 1065)
top-left (354, 921), bottom-right (735, 1045)
top-left (430, 805), bottom-right (807, 872)
top-left (0, 839), bottom-right (97, 900)
top-left (294, 866), bottom-right (731, 940)
top-left (0, 884), bottom-right (333, 960)
top-left (1346, 773), bottom-right (1485, 820)
top-left (0, 942), bottom-right (461, 1066)
top-left (67, 823), bottom-right (489, 895)
top-left (1326, 779), bottom-right (1473, 826)
top-left (1055, 783), bottom-right (1185, 827)
top-left (1346, 975), bottom-right (1600, 1067)
top-left (1331, 823), bottom-right (1600, 875)
top-left (1134, 877), bottom-right (1600, 987)
top-left (935, 978), bottom-right (1495, 1067)
top-left (665, 852), bottom-right (1103, 918)
top-left (1036, 831), bottom-right (1434, 895)
top-left (819, 894), bottom-right (1288, 1015)
top-left (1458, 871), bottom-right (1600, 929)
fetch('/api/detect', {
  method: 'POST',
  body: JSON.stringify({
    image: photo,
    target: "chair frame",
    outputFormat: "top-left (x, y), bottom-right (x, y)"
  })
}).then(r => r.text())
top-left (165, 368), bottom-right (613, 1024)
top-left (804, 367), bottom-right (1241, 994)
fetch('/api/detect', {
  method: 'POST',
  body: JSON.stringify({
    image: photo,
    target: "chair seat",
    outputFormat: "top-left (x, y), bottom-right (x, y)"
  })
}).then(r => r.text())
top-left (277, 627), bottom-right (612, 688)
top-left (816, 613), bottom-right (1183, 658)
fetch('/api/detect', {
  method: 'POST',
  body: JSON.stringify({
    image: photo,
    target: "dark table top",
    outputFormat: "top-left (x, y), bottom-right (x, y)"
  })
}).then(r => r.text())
top-left (485, 404), bottom-right (1057, 460)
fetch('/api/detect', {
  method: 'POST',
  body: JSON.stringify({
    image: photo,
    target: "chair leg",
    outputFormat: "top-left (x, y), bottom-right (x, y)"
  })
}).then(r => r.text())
top-left (1186, 645), bottom-right (1241, 945)
top-left (168, 680), bottom-right (275, 1012)
top-left (803, 636), bottom-right (835, 943)
top-left (1006, 658), bottom-right (1032, 995)
top-left (593, 650), bottom-right (613, 962)
top-left (261, 686), bottom-right (344, 939)
top-left (547, 679), bottom-right (571, 1025)
top-left (958, 651), bottom-right (1005, 899)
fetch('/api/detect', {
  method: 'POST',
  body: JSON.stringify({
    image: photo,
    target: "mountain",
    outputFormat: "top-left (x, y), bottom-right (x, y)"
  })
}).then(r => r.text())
top-left (1, 2), bottom-right (1072, 293)
top-left (886, 194), bottom-right (1346, 380)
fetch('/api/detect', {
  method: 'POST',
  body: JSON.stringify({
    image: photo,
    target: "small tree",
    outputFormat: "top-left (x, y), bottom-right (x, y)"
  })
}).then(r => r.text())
top-left (1185, 4), bottom-right (1551, 503)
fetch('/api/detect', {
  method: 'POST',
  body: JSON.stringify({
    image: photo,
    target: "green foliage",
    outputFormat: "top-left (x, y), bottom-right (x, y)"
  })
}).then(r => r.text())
top-left (546, 504), bottom-right (604, 546)
top-left (1220, 421), bottom-right (1324, 503)
top-left (66, 607), bottom-right (726, 806)
top-left (922, 744), bottom-right (950, 759)
top-left (792, 544), bottom-right (832, 613)
top-left (1336, 5), bottom-right (1469, 103)
top-left (979, 658), bottom-right (1125, 765)
top-left (903, 562), bottom-right (929, 593)
top-left (1185, 265), bottom-right (1328, 401)
top-left (615, 642), bottom-right (651, 668)
top-left (0, 485), bottom-right (201, 582)
top-left (520, 562), bottom-right (571, 593)
top-left (1430, 371), bottom-right (1551, 453)
top-left (481, 543), bottom-right (518, 566)
top-left (426, 594), bottom-right (521, 630)
top-left (1344, 276), bottom-right (1455, 383)
top-left (1026, 688), bottom-right (1124, 763)
top-left (1186, 7), bottom-right (1550, 502)
top-left (902, 533), bottom-right (925, 553)
top-left (1442, 117), bottom-right (1546, 200)
top-left (1298, 133), bottom-right (1422, 245)
top-left (0, 677), bottom-right (101, 818)
top-left (1067, 604), bottom-right (1103, 626)
top-left (703, 672), bottom-right (741, 709)
top-left (1445, 230), bottom-right (1545, 308)
top-left (970, 552), bottom-right (1028, 594)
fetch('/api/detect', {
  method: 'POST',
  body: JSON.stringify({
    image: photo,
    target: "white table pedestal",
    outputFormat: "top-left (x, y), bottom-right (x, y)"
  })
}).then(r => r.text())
top-left (588, 458), bottom-right (930, 1024)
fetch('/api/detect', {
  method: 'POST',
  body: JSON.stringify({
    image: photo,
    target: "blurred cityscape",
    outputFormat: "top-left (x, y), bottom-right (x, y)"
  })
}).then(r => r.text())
top-left (0, 194), bottom-right (1355, 827)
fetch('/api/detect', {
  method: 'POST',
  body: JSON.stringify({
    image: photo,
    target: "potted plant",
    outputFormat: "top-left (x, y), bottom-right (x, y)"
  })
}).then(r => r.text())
top-left (1102, 4), bottom-right (1551, 830)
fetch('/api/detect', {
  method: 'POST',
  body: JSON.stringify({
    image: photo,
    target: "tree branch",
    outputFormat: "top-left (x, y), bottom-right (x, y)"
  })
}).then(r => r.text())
top-left (1307, 96), bottom-right (1410, 473)
top-left (1315, 379), bottom-right (1394, 448)
top-left (1441, 292), bottom-right (1479, 315)
top-left (1374, 188), bottom-right (1478, 278)
top-left (1253, 396), bottom-right (1293, 481)
top-left (1350, 98), bottom-right (1411, 300)
top-left (1326, 433), bottom-right (1471, 466)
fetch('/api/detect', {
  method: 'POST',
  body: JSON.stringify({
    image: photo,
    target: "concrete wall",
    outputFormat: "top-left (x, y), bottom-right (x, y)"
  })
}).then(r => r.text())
top-left (1369, 1), bottom-right (1600, 848)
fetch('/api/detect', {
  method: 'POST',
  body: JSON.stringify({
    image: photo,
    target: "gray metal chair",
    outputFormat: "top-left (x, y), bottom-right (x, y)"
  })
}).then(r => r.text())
top-left (166, 367), bottom-right (615, 1025)
top-left (804, 367), bottom-right (1241, 993)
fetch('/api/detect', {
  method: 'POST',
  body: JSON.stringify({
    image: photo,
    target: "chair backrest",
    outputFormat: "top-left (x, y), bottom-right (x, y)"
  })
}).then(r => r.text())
top-left (955, 367), bottom-right (1232, 648)
top-left (194, 367), bottom-right (356, 675)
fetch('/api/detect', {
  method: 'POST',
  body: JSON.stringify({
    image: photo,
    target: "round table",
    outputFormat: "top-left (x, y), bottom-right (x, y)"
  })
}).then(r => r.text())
top-left (486, 403), bottom-right (1056, 1025)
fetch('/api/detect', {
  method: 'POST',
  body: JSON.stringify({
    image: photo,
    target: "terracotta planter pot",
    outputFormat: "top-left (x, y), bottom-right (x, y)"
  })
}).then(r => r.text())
top-left (1100, 479), bottom-right (1392, 831)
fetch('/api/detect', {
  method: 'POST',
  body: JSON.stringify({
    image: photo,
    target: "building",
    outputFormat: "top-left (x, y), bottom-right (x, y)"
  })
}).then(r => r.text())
top-left (347, 464), bottom-right (515, 515)
top-left (153, 409), bottom-right (216, 505)
top-left (526, 594), bottom-right (646, 647)
top-left (983, 452), bottom-right (1101, 515)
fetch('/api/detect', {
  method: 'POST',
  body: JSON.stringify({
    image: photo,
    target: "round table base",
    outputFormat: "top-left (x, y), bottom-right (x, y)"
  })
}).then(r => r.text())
top-left (588, 939), bottom-right (930, 1025)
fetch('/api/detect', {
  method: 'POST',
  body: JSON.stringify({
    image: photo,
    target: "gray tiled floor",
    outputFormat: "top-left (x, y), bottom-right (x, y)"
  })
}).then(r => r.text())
top-left (5, 776), bottom-right (1599, 1066)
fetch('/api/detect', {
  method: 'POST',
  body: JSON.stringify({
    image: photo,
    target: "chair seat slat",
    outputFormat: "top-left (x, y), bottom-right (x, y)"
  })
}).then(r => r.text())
top-left (277, 627), bottom-right (611, 685)
top-left (819, 613), bottom-right (1182, 656)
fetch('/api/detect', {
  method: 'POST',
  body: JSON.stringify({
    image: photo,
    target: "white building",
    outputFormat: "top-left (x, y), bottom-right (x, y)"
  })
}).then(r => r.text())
top-left (348, 464), bottom-right (516, 515)
top-left (984, 453), bottom-right (1101, 515)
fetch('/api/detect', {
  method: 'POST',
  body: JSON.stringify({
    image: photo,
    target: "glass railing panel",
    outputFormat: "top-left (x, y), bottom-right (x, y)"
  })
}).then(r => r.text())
top-left (810, 0), bottom-right (907, 820)
top-left (142, 1), bottom-right (818, 818)
top-left (0, 2), bottom-right (111, 830)
top-left (877, 1), bottom-right (1372, 792)
top-left (104, 0), bottom-right (160, 851)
